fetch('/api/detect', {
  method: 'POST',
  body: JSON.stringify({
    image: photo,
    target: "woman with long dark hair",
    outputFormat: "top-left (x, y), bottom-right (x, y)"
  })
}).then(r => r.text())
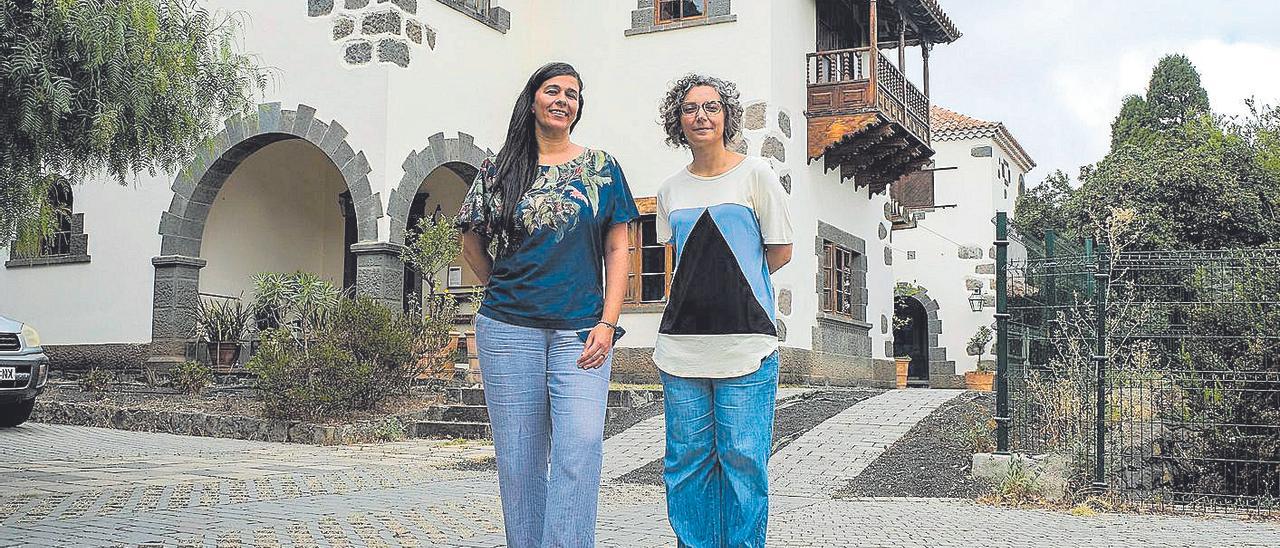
top-left (456, 62), bottom-right (638, 547)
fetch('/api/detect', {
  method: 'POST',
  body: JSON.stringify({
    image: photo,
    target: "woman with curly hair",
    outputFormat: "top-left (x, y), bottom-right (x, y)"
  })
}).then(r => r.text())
top-left (455, 61), bottom-right (638, 547)
top-left (653, 74), bottom-right (793, 547)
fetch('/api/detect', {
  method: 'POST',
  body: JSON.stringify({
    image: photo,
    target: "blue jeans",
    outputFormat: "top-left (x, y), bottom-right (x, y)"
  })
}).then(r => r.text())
top-left (475, 313), bottom-right (612, 548)
top-left (660, 352), bottom-right (780, 548)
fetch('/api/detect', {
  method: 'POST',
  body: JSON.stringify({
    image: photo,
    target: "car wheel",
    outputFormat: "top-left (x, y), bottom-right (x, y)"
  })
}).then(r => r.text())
top-left (0, 398), bottom-right (36, 427)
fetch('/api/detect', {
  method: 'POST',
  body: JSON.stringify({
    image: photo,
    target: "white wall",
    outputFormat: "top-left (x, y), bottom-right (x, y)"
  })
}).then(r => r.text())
top-left (893, 134), bottom-right (1031, 373)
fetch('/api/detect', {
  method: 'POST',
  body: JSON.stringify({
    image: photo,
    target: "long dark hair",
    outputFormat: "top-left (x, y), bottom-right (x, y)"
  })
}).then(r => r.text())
top-left (492, 62), bottom-right (584, 240)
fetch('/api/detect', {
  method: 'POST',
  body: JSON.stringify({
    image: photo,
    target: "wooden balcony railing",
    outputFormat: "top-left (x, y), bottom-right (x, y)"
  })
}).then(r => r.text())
top-left (874, 50), bottom-right (930, 143)
top-left (806, 47), bottom-right (931, 144)
top-left (807, 47), bottom-right (871, 85)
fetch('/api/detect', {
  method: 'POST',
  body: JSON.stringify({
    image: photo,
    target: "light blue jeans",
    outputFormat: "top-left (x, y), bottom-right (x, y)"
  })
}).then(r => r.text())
top-left (475, 313), bottom-right (612, 548)
top-left (660, 352), bottom-right (779, 548)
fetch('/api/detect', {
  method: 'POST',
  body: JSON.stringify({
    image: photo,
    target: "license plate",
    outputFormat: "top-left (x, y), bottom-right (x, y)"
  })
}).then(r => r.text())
top-left (0, 367), bottom-right (14, 381)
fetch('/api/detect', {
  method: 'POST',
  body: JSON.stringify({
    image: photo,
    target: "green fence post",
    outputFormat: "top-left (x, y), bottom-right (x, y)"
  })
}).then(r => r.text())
top-left (995, 212), bottom-right (1011, 455)
top-left (1090, 239), bottom-right (1109, 492)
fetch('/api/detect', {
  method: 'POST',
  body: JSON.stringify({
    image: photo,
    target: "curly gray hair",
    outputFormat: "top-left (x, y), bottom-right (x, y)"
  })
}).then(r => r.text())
top-left (659, 73), bottom-right (744, 148)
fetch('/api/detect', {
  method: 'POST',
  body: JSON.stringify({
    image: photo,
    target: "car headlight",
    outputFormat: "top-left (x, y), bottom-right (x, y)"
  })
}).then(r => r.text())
top-left (21, 324), bottom-right (41, 348)
top-left (36, 361), bottom-right (48, 388)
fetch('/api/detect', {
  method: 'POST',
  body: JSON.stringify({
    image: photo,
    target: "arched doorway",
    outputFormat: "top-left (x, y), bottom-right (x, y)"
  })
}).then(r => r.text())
top-left (892, 283), bottom-right (949, 387)
top-left (152, 103), bottom-right (384, 357)
top-left (386, 133), bottom-right (490, 317)
top-left (199, 139), bottom-right (351, 299)
top-left (893, 296), bottom-right (930, 383)
top-left (401, 162), bottom-right (481, 310)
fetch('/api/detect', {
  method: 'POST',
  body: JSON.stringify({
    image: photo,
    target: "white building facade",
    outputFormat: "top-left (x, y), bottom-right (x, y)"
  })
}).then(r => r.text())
top-left (1, 0), bottom-right (965, 388)
top-left (890, 105), bottom-right (1035, 387)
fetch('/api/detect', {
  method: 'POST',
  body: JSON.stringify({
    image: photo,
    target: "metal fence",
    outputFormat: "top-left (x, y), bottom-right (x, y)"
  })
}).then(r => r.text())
top-left (994, 212), bottom-right (1280, 512)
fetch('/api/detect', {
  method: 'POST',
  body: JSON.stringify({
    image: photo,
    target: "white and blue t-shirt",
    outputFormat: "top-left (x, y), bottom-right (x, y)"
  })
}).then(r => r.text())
top-left (654, 156), bottom-right (793, 378)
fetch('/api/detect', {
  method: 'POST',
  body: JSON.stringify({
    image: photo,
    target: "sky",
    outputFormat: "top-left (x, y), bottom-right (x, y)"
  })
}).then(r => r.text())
top-left (923, 0), bottom-right (1280, 185)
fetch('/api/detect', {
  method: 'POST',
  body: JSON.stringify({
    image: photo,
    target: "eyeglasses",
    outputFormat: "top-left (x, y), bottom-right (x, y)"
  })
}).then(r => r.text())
top-left (679, 100), bottom-right (724, 117)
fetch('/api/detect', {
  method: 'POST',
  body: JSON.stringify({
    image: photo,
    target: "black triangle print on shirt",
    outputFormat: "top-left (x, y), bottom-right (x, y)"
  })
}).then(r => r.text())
top-left (659, 210), bottom-right (777, 336)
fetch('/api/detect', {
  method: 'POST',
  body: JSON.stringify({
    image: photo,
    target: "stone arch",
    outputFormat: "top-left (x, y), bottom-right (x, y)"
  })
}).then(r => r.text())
top-left (386, 131), bottom-right (492, 244)
top-left (893, 284), bottom-right (954, 386)
top-left (151, 102), bottom-right (384, 355)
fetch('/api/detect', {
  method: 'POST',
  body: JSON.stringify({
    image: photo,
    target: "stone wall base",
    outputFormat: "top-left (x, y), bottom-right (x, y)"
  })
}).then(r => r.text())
top-left (43, 344), bottom-right (152, 372)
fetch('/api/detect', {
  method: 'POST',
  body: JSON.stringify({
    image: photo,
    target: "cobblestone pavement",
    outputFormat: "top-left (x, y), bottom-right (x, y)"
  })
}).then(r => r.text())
top-left (770, 389), bottom-right (965, 497)
top-left (600, 387), bottom-right (814, 481)
top-left (3, 418), bottom-right (1279, 546)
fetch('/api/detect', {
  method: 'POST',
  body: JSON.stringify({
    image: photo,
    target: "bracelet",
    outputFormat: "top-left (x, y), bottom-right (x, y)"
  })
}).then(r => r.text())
top-left (596, 320), bottom-right (617, 331)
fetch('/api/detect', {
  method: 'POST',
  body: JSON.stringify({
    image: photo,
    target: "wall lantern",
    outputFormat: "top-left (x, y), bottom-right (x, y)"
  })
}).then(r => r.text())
top-left (968, 288), bottom-right (985, 312)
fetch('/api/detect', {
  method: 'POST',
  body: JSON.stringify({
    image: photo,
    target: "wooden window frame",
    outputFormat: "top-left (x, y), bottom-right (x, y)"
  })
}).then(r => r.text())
top-left (655, 0), bottom-right (709, 25)
top-left (821, 239), bottom-right (857, 318)
top-left (624, 198), bottom-right (674, 309)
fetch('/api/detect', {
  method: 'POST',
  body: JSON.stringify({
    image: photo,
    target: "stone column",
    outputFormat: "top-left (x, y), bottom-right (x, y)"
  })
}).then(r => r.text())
top-left (350, 241), bottom-right (406, 311)
top-left (151, 255), bottom-right (207, 358)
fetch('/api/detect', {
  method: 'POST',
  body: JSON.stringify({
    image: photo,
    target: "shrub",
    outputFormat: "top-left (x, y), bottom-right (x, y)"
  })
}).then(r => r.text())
top-left (170, 361), bottom-right (213, 395)
top-left (79, 368), bottom-right (114, 393)
top-left (247, 296), bottom-right (430, 421)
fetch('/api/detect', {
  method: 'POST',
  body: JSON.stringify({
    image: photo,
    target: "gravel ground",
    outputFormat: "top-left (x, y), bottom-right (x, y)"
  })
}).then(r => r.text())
top-left (835, 391), bottom-right (996, 499)
top-left (616, 389), bottom-right (881, 486)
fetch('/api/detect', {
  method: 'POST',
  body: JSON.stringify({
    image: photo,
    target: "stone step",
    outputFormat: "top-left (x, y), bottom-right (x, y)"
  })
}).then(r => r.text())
top-left (426, 405), bottom-right (489, 423)
top-left (413, 421), bottom-right (491, 439)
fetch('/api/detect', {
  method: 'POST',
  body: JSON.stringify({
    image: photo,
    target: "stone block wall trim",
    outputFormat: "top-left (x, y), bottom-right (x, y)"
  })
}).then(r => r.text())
top-left (312, 1), bottom-right (437, 67)
top-left (388, 133), bottom-right (493, 244)
top-left (434, 0), bottom-right (510, 33)
top-left (153, 103), bottom-right (381, 354)
top-left (625, 13), bottom-right (737, 37)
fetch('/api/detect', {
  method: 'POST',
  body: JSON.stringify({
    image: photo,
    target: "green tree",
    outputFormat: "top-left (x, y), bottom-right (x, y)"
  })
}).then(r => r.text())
top-left (1144, 54), bottom-right (1212, 130)
top-left (0, 0), bottom-right (265, 249)
top-left (1012, 170), bottom-right (1078, 238)
top-left (1110, 94), bottom-right (1153, 149)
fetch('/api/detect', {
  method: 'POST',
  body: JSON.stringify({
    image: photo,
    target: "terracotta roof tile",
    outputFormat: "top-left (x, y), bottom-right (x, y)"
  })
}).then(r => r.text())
top-left (931, 105), bottom-right (1000, 134)
top-left (930, 105), bottom-right (1036, 171)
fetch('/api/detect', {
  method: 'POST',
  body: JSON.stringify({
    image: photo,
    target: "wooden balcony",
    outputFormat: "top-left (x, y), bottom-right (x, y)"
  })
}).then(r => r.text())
top-left (806, 47), bottom-right (933, 194)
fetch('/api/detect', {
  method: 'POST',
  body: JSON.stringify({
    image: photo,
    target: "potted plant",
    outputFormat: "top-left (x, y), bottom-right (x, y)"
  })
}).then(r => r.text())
top-left (965, 326), bottom-right (996, 391)
top-left (894, 355), bottom-right (911, 389)
top-left (196, 297), bottom-right (250, 371)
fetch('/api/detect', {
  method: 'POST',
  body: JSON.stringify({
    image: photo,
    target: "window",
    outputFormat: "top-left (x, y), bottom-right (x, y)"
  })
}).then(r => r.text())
top-left (657, 0), bottom-right (705, 23)
top-left (821, 240), bottom-right (858, 316)
top-left (12, 181), bottom-right (72, 258)
top-left (626, 215), bottom-right (674, 304)
top-left (460, 0), bottom-right (490, 14)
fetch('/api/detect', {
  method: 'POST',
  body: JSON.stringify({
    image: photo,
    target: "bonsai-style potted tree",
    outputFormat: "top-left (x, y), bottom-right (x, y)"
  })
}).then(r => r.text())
top-left (965, 325), bottom-right (995, 391)
top-left (196, 297), bottom-right (250, 371)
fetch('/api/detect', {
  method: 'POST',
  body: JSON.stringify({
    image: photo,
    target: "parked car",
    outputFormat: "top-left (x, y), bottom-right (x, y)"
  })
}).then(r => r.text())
top-left (0, 315), bottom-right (49, 427)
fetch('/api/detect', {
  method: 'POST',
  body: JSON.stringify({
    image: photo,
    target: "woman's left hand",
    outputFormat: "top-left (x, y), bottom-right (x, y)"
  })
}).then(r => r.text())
top-left (577, 323), bottom-right (614, 369)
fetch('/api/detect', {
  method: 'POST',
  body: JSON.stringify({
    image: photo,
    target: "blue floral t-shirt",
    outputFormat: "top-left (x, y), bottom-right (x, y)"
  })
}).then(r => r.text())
top-left (456, 149), bottom-right (639, 330)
